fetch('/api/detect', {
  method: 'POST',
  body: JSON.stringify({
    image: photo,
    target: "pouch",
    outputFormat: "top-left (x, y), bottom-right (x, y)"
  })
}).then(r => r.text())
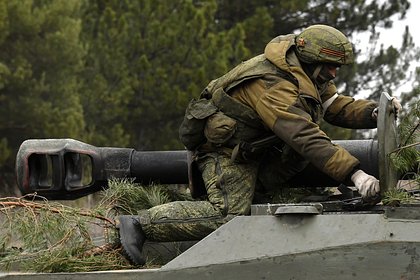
top-left (204, 112), bottom-right (237, 145)
top-left (179, 98), bottom-right (218, 150)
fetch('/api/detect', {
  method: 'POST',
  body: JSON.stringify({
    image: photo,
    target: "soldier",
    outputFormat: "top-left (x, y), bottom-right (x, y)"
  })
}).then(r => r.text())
top-left (117, 24), bottom-right (402, 265)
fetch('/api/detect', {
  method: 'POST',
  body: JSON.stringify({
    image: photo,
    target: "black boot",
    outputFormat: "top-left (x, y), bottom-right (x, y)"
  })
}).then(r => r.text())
top-left (116, 215), bottom-right (146, 265)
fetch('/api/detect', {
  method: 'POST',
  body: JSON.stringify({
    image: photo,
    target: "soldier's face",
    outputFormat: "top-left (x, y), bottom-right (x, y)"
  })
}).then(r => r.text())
top-left (318, 64), bottom-right (339, 82)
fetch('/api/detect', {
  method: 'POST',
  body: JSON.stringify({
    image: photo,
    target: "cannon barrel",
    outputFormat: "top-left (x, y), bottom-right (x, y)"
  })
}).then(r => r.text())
top-left (15, 92), bottom-right (402, 200)
top-left (15, 139), bottom-right (379, 200)
top-left (15, 140), bottom-right (191, 199)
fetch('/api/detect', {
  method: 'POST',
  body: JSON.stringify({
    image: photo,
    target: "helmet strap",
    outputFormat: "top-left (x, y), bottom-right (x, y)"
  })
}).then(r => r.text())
top-left (300, 63), bottom-right (327, 90)
top-left (313, 64), bottom-right (331, 91)
top-left (311, 65), bottom-right (323, 81)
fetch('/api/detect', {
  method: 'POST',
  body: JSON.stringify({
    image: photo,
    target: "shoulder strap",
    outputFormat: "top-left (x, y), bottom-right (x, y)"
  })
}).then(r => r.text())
top-left (201, 54), bottom-right (296, 98)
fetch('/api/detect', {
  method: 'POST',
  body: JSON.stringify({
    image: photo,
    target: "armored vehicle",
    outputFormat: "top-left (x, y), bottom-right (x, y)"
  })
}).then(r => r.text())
top-left (3, 92), bottom-right (419, 280)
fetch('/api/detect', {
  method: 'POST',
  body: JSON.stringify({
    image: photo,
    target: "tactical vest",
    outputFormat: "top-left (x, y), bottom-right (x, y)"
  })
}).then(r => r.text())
top-left (179, 54), bottom-right (296, 151)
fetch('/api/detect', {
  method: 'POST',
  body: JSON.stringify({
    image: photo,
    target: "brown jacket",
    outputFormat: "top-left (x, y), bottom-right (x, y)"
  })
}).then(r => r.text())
top-left (229, 35), bottom-right (377, 182)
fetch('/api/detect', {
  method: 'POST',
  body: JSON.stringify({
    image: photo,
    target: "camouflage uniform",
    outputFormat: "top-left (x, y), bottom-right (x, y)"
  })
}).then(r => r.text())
top-left (140, 152), bottom-right (258, 241)
top-left (139, 25), bottom-right (378, 242)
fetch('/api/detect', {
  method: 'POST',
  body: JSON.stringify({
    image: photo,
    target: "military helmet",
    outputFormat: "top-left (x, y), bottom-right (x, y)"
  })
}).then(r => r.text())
top-left (295, 25), bottom-right (354, 65)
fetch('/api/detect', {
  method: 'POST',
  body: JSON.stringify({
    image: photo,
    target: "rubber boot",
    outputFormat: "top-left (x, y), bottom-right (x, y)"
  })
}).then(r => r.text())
top-left (116, 215), bottom-right (146, 265)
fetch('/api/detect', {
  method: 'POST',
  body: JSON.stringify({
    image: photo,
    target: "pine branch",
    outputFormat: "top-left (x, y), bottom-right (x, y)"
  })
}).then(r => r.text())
top-left (401, 120), bottom-right (420, 148)
top-left (83, 243), bottom-right (119, 258)
top-left (0, 197), bottom-right (115, 226)
top-left (0, 179), bottom-right (190, 273)
top-left (390, 142), bottom-right (420, 155)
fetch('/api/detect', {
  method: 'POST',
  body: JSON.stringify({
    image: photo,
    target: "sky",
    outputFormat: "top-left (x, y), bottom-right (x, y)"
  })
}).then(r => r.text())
top-left (377, 1), bottom-right (419, 48)
top-left (352, 1), bottom-right (419, 97)
top-left (353, 1), bottom-right (419, 55)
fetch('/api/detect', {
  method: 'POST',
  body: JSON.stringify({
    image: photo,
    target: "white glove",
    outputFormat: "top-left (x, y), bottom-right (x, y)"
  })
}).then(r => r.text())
top-left (371, 97), bottom-right (402, 120)
top-left (351, 170), bottom-right (380, 198)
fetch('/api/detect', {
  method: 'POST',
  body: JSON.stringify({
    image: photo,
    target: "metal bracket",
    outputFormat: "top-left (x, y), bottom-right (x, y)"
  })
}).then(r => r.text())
top-left (377, 92), bottom-right (400, 194)
top-left (273, 203), bottom-right (323, 216)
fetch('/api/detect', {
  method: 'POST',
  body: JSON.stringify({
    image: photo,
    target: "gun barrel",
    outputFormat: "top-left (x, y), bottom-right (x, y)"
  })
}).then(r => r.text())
top-left (130, 150), bottom-right (189, 184)
top-left (290, 139), bottom-right (379, 187)
top-left (15, 138), bottom-right (380, 200)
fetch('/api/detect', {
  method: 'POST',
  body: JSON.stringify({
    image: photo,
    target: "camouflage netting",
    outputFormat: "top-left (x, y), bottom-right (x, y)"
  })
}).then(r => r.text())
top-left (0, 179), bottom-right (189, 273)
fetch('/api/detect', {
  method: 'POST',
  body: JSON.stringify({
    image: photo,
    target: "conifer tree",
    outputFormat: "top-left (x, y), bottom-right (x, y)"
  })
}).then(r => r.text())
top-left (79, 0), bottom-right (249, 150)
top-left (0, 0), bottom-right (86, 194)
top-left (0, 0), bottom-right (418, 196)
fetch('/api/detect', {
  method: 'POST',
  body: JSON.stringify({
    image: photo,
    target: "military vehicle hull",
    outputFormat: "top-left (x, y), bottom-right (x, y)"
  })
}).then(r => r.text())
top-left (2, 203), bottom-right (420, 280)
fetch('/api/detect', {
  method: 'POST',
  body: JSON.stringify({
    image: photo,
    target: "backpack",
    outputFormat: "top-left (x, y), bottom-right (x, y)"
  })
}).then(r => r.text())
top-left (179, 55), bottom-right (285, 150)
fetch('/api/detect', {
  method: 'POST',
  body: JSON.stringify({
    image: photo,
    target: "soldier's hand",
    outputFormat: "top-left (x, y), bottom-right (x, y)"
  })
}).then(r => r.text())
top-left (351, 169), bottom-right (380, 198)
top-left (371, 96), bottom-right (402, 121)
top-left (371, 107), bottom-right (378, 120)
top-left (391, 97), bottom-right (402, 116)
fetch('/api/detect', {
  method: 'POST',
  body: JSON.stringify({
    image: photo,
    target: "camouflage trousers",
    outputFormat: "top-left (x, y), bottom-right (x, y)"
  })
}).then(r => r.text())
top-left (139, 152), bottom-right (259, 242)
